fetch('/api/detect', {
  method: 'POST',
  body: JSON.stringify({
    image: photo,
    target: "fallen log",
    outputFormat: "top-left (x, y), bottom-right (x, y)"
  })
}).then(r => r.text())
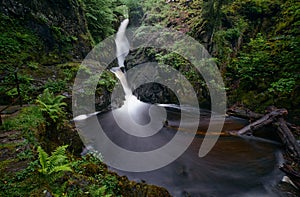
top-left (275, 117), bottom-right (300, 159)
top-left (233, 108), bottom-right (300, 159)
top-left (236, 108), bottom-right (288, 135)
top-left (227, 106), bottom-right (263, 121)
top-left (286, 122), bottom-right (300, 138)
top-left (230, 107), bottom-right (300, 191)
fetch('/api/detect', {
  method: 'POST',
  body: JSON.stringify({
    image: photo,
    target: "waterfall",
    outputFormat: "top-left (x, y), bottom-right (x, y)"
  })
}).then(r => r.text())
top-left (115, 19), bottom-right (130, 68)
top-left (110, 19), bottom-right (167, 132)
top-left (110, 67), bottom-right (132, 97)
top-left (111, 19), bottom-right (133, 97)
top-left (74, 19), bottom-right (132, 121)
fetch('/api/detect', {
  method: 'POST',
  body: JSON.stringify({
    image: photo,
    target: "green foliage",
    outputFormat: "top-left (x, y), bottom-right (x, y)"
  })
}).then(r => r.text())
top-left (15, 160), bottom-right (39, 181)
top-left (156, 52), bottom-right (187, 69)
top-left (0, 14), bottom-right (42, 66)
top-left (229, 34), bottom-right (272, 89)
top-left (49, 25), bottom-right (75, 59)
top-left (152, 48), bottom-right (208, 102)
top-left (269, 78), bottom-right (296, 96)
top-left (71, 152), bottom-right (103, 174)
top-left (43, 62), bottom-right (80, 94)
top-left (0, 106), bottom-right (44, 147)
top-left (139, 0), bottom-right (299, 115)
top-left (36, 88), bottom-right (67, 124)
top-left (98, 70), bottom-right (117, 92)
top-left (275, 1), bottom-right (300, 34)
top-left (77, 65), bottom-right (117, 94)
top-left (141, 0), bottom-right (172, 26)
top-left (17, 149), bottom-right (35, 161)
top-left (100, 174), bottom-right (120, 195)
top-left (89, 185), bottom-right (112, 197)
top-left (0, 142), bottom-right (122, 196)
top-left (1, 106), bottom-right (44, 132)
top-left (0, 13), bottom-right (42, 104)
top-left (44, 79), bottom-right (67, 94)
top-left (82, 0), bottom-right (116, 43)
top-left (0, 14), bottom-right (45, 102)
top-left (28, 62), bottom-right (39, 70)
top-left (37, 145), bottom-right (72, 182)
top-left (223, 0), bottom-right (300, 111)
top-left (7, 74), bottom-right (35, 102)
top-left (122, 0), bottom-right (143, 26)
top-left (114, 4), bottom-right (129, 19)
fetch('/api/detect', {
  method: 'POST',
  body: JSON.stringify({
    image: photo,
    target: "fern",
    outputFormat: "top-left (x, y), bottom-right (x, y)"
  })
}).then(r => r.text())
top-left (37, 145), bottom-right (72, 183)
top-left (37, 146), bottom-right (48, 175)
top-left (89, 185), bottom-right (112, 197)
top-left (36, 88), bottom-right (67, 124)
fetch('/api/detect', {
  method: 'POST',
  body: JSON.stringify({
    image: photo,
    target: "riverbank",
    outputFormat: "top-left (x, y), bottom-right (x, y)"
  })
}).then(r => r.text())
top-left (1, 104), bottom-right (299, 196)
top-left (0, 106), bottom-right (171, 196)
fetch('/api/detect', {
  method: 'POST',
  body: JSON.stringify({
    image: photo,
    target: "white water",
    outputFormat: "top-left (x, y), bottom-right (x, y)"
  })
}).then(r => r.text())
top-left (110, 67), bottom-right (132, 97)
top-left (74, 19), bottom-right (133, 121)
top-left (74, 19), bottom-right (287, 196)
top-left (111, 19), bottom-right (167, 137)
top-left (115, 19), bottom-right (130, 68)
top-left (111, 18), bottom-right (133, 97)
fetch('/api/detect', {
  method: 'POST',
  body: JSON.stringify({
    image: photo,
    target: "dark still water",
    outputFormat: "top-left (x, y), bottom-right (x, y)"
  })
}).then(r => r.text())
top-left (76, 105), bottom-right (284, 197)
top-left (114, 136), bottom-right (283, 197)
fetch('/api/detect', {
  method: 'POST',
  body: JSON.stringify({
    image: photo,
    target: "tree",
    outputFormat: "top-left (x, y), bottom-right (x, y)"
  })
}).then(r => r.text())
top-left (82, 0), bottom-right (116, 43)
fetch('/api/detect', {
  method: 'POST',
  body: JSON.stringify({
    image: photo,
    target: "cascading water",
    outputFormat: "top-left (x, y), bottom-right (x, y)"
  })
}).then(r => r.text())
top-left (110, 19), bottom-right (166, 130)
top-left (74, 19), bottom-right (287, 196)
top-left (110, 18), bottom-right (132, 97)
top-left (107, 19), bottom-right (284, 196)
top-left (115, 19), bottom-right (130, 69)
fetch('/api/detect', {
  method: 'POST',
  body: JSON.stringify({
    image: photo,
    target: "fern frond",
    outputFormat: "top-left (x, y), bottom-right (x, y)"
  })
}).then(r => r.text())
top-left (49, 164), bottom-right (72, 174)
top-left (52, 145), bottom-right (68, 157)
top-left (48, 155), bottom-right (67, 168)
top-left (48, 145), bottom-right (68, 167)
top-left (37, 146), bottom-right (49, 174)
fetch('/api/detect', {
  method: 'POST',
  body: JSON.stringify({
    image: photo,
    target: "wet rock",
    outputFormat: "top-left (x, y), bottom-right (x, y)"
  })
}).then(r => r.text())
top-left (0, 0), bottom-right (92, 60)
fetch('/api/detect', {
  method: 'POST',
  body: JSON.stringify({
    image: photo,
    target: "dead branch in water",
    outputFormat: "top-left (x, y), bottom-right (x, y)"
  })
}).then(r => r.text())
top-left (227, 105), bottom-right (263, 121)
top-left (231, 108), bottom-right (300, 159)
top-left (236, 108), bottom-right (287, 134)
top-left (229, 107), bottom-right (300, 190)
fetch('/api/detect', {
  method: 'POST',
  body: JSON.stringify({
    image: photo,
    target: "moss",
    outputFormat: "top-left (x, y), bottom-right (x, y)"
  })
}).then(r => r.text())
top-left (0, 14), bottom-right (43, 66)
top-left (0, 158), bottom-right (18, 173)
top-left (0, 141), bottom-right (25, 149)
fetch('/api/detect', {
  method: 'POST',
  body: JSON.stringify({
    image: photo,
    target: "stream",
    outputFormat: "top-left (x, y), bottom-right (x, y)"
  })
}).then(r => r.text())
top-left (74, 18), bottom-right (285, 196)
top-left (76, 105), bottom-right (284, 197)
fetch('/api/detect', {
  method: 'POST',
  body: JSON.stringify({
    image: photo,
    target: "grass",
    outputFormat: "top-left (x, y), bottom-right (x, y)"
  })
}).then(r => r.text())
top-left (1, 106), bottom-right (44, 132)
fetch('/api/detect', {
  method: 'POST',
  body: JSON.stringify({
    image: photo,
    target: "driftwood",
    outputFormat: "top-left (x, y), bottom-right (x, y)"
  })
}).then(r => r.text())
top-left (232, 108), bottom-right (300, 159)
top-left (230, 107), bottom-right (300, 190)
top-left (227, 106), bottom-right (263, 121)
top-left (275, 117), bottom-right (300, 159)
top-left (236, 108), bottom-right (287, 134)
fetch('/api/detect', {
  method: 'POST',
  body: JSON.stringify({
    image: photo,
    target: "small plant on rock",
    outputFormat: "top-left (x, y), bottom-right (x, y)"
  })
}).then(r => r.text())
top-left (37, 145), bottom-right (72, 183)
top-left (36, 88), bottom-right (67, 132)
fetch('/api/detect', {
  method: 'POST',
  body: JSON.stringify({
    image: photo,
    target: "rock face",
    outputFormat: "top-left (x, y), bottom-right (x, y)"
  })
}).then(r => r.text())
top-left (0, 0), bottom-right (92, 60)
